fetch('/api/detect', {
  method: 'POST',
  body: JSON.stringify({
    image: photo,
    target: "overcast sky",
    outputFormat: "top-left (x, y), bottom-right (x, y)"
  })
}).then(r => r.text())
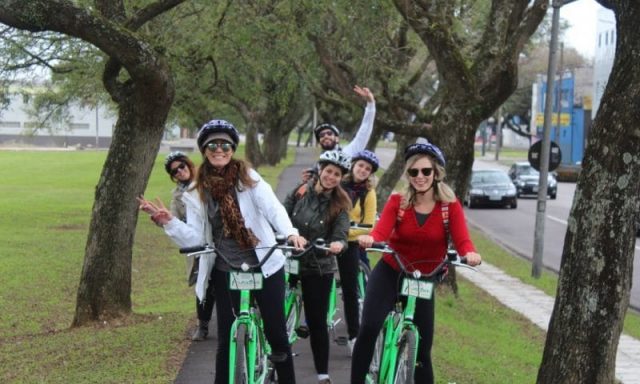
top-left (560, 0), bottom-right (607, 59)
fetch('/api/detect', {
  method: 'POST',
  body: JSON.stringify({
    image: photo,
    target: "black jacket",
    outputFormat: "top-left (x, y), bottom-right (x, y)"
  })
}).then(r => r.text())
top-left (283, 182), bottom-right (349, 275)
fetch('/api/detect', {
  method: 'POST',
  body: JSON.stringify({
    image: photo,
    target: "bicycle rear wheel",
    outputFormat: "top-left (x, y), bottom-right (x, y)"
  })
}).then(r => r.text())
top-left (357, 260), bottom-right (371, 322)
top-left (233, 323), bottom-right (249, 384)
top-left (393, 329), bottom-right (418, 384)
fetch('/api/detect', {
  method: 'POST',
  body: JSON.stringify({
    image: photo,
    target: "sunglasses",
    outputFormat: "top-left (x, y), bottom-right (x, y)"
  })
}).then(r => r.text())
top-left (407, 167), bottom-right (433, 177)
top-left (170, 163), bottom-right (187, 176)
top-left (206, 142), bottom-right (233, 153)
top-left (318, 130), bottom-right (335, 139)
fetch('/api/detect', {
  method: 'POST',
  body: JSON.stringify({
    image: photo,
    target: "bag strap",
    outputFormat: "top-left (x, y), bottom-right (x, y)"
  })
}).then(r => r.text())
top-left (441, 201), bottom-right (452, 248)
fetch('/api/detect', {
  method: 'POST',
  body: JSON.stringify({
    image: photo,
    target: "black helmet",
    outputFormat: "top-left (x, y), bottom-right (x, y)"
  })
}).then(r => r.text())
top-left (351, 150), bottom-right (380, 173)
top-left (318, 150), bottom-right (352, 174)
top-left (164, 151), bottom-right (188, 174)
top-left (404, 142), bottom-right (446, 166)
top-left (314, 123), bottom-right (340, 141)
top-left (196, 119), bottom-right (240, 153)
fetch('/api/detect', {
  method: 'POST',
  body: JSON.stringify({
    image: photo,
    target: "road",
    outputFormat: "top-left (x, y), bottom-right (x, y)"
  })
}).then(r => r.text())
top-left (468, 158), bottom-right (640, 310)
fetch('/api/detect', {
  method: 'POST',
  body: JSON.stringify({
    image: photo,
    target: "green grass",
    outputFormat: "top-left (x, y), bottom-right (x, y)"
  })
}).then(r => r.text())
top-left (0, 148), bottom-right (291, 383)
top-left (1, 148), bottom-right (637, 383)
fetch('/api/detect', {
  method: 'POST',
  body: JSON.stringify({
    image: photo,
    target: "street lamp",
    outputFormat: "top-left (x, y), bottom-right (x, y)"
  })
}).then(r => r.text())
top-left (532, 0), bottom-right (576, 278)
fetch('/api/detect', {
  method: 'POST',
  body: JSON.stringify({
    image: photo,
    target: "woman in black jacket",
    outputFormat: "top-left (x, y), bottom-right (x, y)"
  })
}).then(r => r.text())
top-left (283, 150), bottom-right (352, 384)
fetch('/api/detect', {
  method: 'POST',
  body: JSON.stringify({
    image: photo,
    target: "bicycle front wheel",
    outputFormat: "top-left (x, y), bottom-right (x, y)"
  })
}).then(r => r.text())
top-left (393, 329), bottom-right (418, 384)
top-left (233, 323), bottom-right (249, 384)
top-left (285, 291), bottom-right (301, 344)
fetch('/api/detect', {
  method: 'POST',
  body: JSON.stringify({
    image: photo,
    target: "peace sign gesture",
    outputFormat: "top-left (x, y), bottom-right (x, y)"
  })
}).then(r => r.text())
top-left (137, 195), bottom-right (173, 226)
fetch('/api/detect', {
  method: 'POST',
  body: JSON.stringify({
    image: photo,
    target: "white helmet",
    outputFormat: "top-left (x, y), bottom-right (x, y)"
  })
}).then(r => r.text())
top-left (318, 150), bottom-right (351, 174)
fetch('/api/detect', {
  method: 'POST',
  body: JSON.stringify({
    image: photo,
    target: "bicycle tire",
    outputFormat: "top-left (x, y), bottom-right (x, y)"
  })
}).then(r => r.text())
top-left (233, 323), bottom-right (249, 384)
top-left (357, 260), bottom-right (371, 323)
top-left (393, 330), bottom-right (418, 384)
top-left (285, 292), bottom-right (301, 344)
top-left (369, 328), bottom-right (385, 382)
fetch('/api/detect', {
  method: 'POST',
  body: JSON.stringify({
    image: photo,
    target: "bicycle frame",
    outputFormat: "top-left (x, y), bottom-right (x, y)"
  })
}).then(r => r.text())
top-left (181, 240), bottom-right (294, 384)
top-left (364, 244), bottom-right (476, 384)
top-left (228, 284), bottom-right (271, 384)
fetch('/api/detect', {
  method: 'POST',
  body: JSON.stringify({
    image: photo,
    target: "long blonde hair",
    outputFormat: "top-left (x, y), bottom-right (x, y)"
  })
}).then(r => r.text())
top-left (401, 153), bottom-right (456, 210)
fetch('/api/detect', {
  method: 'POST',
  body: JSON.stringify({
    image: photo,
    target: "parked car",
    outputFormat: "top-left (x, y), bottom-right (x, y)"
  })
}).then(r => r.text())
top-left (465, 169), bottom-right (518, 209)
top-left (508, 161), bottom-right (557, 199)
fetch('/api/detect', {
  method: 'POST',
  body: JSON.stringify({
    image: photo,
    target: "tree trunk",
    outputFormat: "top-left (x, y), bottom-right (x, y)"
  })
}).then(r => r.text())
top-left (74, 88), bottom-right (172, 324)
top-left (376, 134), bottom-right (412, 206)
top-left (537, 2), bottom-right (639, 382)
top-left (245, 119), bottom-right (265, 167)
top-left (0, 0), bottom-right (179, 326)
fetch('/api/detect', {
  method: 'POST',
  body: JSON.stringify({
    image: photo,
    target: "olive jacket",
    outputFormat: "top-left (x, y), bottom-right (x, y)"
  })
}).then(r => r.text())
top-left (283, 181), bottom-right (349, 275)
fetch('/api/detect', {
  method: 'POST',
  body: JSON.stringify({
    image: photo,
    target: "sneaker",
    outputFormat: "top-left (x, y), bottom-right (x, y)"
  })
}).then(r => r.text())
top-left (191, 321), bottom-right (209, 341)
top-left (347, 338), bottom-right (356, 357)
top-left (295, 324), bottom-right (309, 339)
top-left (318, 378), bottom-right (332, 384)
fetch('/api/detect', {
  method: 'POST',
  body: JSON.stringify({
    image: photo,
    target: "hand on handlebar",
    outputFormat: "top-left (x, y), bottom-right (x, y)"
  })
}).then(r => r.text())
top-left (287, 234), bottom-right (307, 250)
top-left (463, 251), bottom-right (482, 266)
top-left (358, 235), bottom-right (374, 249)
top-left (328, 241), bottom-right (344, 255)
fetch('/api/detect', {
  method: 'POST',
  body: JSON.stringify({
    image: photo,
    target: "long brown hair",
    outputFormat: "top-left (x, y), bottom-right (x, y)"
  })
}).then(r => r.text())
top-left (169, 157), bottom-right (196, 184)
top-left (318, 164), bottom-right (353, 225)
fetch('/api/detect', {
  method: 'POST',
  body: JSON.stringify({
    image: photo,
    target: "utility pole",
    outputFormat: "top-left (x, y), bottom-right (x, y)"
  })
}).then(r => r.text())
top-left (494, 106), bottom-right (503, 161)
top-left (532, 0), bottom-right (571, 278)
top-left (554, 42), bottom-right (564, 144)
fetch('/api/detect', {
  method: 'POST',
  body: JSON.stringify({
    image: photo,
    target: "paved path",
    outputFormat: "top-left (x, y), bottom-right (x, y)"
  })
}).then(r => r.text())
top-left (174, 146), bottom-right (640, 383)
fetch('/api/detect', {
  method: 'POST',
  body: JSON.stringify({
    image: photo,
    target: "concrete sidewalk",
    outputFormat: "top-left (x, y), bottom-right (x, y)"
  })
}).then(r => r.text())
top-left (174, 146), bottom-right (640, 383)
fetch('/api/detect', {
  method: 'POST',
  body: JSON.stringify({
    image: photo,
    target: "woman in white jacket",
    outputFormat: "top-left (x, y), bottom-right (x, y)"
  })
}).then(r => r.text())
top-left (139, 119), bottom-right (305, 384)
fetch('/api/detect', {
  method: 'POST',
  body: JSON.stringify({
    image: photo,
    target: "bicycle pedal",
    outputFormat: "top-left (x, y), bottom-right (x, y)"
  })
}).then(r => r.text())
top-left (335, 336), bottom-right (349, 346)
top-left (268, 352), bottom-right (288, 363)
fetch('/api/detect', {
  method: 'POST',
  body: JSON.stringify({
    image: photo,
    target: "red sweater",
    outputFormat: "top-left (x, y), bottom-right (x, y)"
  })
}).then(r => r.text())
top-left (371, 193), bottom-right (476, 274)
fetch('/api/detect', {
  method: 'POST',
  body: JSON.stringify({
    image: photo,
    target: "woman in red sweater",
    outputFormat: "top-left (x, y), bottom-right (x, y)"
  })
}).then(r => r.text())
top-left (350, 142), bottom-right (482, 384)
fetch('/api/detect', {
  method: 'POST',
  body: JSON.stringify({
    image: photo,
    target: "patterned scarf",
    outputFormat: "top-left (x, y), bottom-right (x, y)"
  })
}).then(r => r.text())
top-left (201, 161), bottom-right (259, 249)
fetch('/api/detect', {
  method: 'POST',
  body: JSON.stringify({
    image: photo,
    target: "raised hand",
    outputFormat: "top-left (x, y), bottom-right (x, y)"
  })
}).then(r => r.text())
top-left (353, 85), bottom-right (375, 103)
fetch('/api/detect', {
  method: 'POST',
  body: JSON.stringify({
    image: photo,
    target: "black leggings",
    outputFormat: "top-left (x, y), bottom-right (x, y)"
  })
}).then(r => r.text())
top-left (300, 273), bottom-right (334, 375)
top-left (213, 267), bottom-right (295, 384)
top-left (196, 276), bottom-right (215, 322)
top-left (337, 242), bottom-right (362, 340)
top-left (351, 261), bottom-right (435, 384)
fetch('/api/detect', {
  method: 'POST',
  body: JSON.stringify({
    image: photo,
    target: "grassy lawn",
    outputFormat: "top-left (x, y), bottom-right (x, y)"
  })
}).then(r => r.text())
top-left (0, 148), bottom-right (636, 383)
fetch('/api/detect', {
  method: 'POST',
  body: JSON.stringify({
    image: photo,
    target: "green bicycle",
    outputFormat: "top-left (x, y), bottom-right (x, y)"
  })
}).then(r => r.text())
top-left (181, 241), bottom-right (291, 384)
top-left (364, 243), bottom-right (476, 384)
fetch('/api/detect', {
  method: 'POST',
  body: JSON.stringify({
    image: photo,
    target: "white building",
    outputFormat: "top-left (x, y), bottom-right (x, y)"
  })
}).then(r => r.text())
top-left (592, 7), bottom-right (616, 118)
top-left (0, 84), bottom-right (116, 148)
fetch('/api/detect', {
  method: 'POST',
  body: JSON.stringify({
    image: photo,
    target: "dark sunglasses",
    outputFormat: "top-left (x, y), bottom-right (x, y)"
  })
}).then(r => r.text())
top-left (170, 163), bottom-right (187, 176)
top-left (318, 130), bottom-right (335, 139)
top-left (206, 142), bottom-right (233, 153)
top-left (407, 167), bottom-right (433, 177)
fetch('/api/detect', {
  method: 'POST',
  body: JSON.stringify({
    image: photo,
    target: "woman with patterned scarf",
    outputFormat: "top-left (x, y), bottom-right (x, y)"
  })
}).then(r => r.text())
top-left (139, 120), bottom-right (306, 384)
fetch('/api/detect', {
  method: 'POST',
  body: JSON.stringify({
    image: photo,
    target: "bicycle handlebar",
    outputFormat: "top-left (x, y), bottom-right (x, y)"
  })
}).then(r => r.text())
top-left (349, 221), bottom-right (373, 229)
top-left (179, 235), bottom-right (308, 272)
top-left (365, 242), bottom-right (476, 279)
